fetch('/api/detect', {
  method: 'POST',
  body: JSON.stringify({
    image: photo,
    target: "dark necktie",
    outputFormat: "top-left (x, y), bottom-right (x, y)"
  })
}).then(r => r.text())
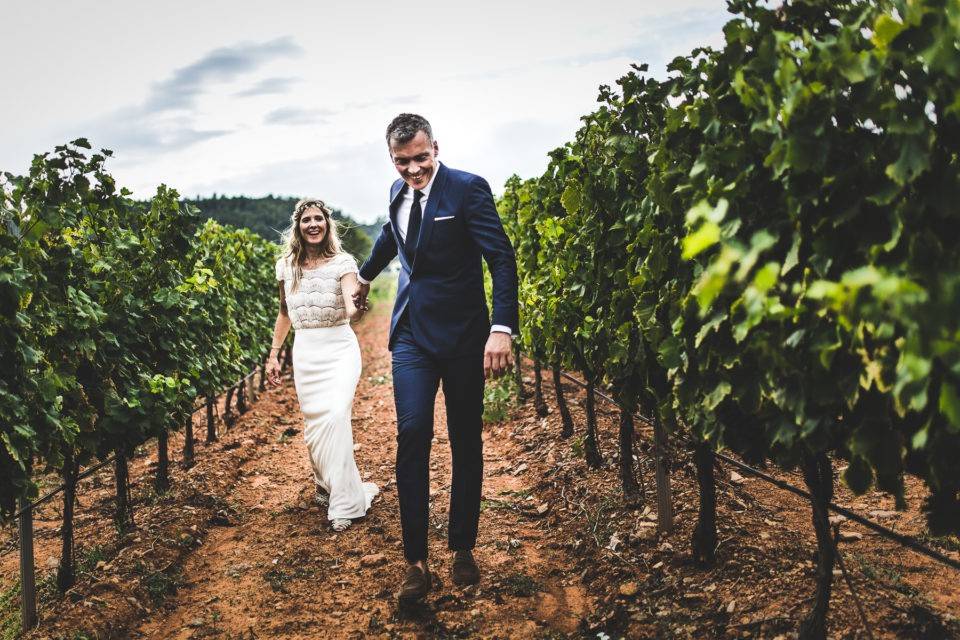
top-left (404, 189), bottom-right (423, 261)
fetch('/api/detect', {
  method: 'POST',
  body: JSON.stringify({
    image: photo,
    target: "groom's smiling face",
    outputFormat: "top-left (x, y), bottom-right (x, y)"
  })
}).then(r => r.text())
top-left (389, 130), bottom-right (439, 191)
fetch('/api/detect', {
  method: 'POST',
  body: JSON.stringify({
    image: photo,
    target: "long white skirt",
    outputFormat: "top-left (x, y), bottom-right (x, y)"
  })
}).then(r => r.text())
top-left (293, 324), bottom-right (378, 521)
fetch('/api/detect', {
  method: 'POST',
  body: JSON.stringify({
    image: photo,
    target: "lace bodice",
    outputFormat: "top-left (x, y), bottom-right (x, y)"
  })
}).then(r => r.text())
top-left (276, 253), bottom-right (358, 330)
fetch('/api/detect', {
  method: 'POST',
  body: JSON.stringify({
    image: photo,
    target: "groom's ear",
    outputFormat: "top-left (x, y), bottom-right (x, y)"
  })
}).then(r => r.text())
top-left (433, 140), bottom-right (439, 157)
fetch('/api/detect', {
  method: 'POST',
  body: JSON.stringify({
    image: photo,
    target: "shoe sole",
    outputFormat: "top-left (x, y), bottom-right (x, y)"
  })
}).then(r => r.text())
top-left (397, 575), bottom-right (433, 606)
top-left (451, 574), bottom-right (480, 587)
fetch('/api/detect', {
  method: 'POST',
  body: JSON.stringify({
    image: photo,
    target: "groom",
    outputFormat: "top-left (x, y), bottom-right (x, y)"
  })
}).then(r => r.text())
top-left (354, 113), bottom-right (518, 604)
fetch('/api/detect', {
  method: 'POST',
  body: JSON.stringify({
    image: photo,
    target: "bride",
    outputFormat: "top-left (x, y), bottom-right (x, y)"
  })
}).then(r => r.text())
top-left (265, 198), bottom-right (378, 531)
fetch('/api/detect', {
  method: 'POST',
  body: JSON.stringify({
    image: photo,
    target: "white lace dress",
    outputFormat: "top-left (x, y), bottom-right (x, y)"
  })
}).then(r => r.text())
top-left (276, 253), bottom-right (378, 522)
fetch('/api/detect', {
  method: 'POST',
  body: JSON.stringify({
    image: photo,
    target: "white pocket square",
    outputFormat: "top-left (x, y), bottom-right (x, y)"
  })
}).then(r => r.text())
top-left (434, 215), bottom-right (455, 221)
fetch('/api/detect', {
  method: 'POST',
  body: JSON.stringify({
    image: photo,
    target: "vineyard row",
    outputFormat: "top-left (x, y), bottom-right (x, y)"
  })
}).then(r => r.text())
top-left (496, 1), bottom-right (960, 638)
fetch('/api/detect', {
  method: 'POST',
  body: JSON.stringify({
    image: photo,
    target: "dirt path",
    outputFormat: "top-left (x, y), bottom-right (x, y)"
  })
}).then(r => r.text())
top-left (8, 304), bottom-right (959, 639)
top-left (130, 310), bottom-right (590, 639)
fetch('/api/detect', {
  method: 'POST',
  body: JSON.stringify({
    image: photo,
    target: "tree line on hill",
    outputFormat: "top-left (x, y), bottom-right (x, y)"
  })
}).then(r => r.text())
top-left (185, 194), bottom-right (377, 260)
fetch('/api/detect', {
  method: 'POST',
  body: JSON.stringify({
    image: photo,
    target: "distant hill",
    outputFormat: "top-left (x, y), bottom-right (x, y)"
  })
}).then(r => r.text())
top-left (185, 194), bottom-right (372, 260)
top-left (359, 220), bottom-right (386, 242)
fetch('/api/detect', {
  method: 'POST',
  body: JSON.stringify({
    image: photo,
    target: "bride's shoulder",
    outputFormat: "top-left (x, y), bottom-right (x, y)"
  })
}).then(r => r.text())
top-left (335, 252), bottom-right (359, 273)
top-left (275, 253), bottom-right (293, 279)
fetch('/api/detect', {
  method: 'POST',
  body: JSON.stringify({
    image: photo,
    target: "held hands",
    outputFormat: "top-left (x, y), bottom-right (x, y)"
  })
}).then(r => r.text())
top-left (265, 354), bottom-right (282, 386)
top-left (352, 282), bottom-right (371, 313)
top-left (484, 331), bottom-right (513, 379)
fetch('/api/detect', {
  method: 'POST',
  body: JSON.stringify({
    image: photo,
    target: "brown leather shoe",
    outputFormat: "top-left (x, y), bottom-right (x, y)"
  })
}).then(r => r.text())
top-left (451, 550), bottom-right (480, 586)
top-left (398, 564), bottom-right (432, 604)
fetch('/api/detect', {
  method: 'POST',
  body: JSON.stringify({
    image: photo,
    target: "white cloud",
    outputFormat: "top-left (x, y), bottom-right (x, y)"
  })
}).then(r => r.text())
top-left (1, 0), bottom-right (732, 222)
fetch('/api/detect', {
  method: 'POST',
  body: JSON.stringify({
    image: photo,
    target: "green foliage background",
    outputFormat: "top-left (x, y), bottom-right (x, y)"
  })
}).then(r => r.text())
top-left (0, 141), bottom-right (279, 517)
top-left (500, 0), bottom-right (960, 533)
top-left (185, 194), bottom-right (374, 261)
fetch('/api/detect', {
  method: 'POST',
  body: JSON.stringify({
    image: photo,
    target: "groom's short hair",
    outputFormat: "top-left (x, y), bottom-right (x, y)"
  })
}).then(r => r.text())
top-left (386, 113), bottom-right (433, 145)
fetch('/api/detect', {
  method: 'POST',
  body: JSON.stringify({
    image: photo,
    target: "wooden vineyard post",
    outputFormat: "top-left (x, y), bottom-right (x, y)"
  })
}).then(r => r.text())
top-left (799, 451), bottom-right (835, 640)
top-left (237, 379), bottom-right (248, 415)
top-left (618, 408), bottom-right (641, 505)
top-left (533, 360), bottom-right (548, 417)
top-left (653, 412), bottom-right (674, 535)
top-left (247, 370), bottom-right (258, 403)
top-left (206, 396), bottom-right (217, 443)
top-left (552, 364), bottom-right (575, 438)
top-left (223, 385), bottom-right (236, 428)
top-left (155, 430), bottom-right (170, 494)
top-left (57, 453), bottom-right (78, 591)
top-left (114, 446), bottom-right (134, 533)
top-left (691, 440), bottom-right (717, 565)
top-left (19, 496), bottom-right (37, 630)
top-left (259, 351), bottom-right (268, 392)
top-left (583, 379), bottom-right (603, 468)
top-left (513, 342), bottom-right (527, 402)
top-left (183, 413), bottom-right (195, 467)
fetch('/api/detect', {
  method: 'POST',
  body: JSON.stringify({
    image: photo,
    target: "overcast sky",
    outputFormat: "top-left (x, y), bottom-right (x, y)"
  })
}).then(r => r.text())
top-left (3, 1), bottom-right (730, 223)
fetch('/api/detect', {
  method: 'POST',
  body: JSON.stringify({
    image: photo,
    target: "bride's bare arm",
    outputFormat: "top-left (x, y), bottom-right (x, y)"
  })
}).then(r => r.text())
top-left (340, 272), bottom-right (363, 321)
top-left (266, 282), bottom-right (291, 385)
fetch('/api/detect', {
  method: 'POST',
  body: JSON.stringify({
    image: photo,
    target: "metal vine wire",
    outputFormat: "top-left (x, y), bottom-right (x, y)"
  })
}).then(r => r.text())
top-left (3, 361), bottom-right (269, 528)
top-left (544, 365), bottom-right (960, 573)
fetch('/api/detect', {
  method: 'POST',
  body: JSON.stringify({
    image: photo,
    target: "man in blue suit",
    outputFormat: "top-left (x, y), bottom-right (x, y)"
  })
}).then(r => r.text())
top-left (354, 113), bottom-right (518, 604)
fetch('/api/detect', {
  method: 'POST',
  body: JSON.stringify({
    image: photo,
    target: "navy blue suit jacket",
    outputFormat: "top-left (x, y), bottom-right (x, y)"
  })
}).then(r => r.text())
top-left (359, 163), bottom-right (519, 359)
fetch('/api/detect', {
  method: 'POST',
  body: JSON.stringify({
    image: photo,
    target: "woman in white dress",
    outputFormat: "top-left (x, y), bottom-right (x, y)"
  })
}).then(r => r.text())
top-left (265, 198), bottom-right (378, 531)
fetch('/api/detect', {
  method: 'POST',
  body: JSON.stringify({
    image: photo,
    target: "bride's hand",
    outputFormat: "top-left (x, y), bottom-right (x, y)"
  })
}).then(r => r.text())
top-left (265, 356), bottom-right (282, 386)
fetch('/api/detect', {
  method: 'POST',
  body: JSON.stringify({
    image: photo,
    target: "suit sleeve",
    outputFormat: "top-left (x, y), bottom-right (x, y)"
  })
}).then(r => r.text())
top-left (464, 176), bottom-right (519, 331)
top-left (358, 220), bottom-right (398, 282)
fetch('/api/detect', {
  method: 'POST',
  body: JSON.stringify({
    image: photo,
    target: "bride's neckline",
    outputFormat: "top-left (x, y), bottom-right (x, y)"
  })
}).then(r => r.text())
top-left (301, 255), bottom-right (338, 271)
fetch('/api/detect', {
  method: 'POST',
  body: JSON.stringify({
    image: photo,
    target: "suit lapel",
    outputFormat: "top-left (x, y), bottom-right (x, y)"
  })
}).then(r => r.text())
top-left (411, 163), bottom-right (448, 271)
top-left (388, 181), bottom-right (410, 271)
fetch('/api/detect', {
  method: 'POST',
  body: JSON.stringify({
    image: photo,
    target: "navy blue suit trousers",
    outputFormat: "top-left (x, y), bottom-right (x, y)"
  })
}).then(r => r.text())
top-left (392, 315), bottom-right (484, 562)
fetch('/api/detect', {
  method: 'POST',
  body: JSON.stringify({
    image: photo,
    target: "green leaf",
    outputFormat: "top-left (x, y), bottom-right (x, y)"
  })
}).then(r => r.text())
top-left (685, 198), bottom-right (729, 224)
top-left (560, 184), bottom-right (582, 215)
top-left (940, 382), bottom-right (960, 432)
top-left (704, 381), bottom-right (731, 411)
top-left (885, 137), bottom-right (930, 185)
top-left (682, 222), bottom-right (720, 259)
top-left (872, 14), bottom-right (905, 49)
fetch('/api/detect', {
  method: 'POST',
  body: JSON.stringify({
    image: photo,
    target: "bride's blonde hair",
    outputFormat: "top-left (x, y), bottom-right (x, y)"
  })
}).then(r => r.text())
top-left (281, 198), bottom-right (344, 291)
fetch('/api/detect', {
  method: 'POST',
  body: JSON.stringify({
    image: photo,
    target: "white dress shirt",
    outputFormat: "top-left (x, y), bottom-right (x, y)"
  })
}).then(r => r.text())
top-left (358, 161), bottom-right (511, 337)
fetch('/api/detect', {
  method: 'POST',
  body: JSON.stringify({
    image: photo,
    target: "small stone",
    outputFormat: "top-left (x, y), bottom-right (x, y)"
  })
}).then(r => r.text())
top-left (360, 553), bottom-right (386, 567)
top-left (869, 509), bottom-right (899, 519)
top-left (828, 515), bottom-right (847, 526)
top-left (729, 471), bottom-right (745, 485)
top-left (606, 532), bottom-right (622, 552)
top-left (726, 599), bottom-right (736, 613)
top-left (839, 531), bottom-right (863, 542)
top-left (619, 582), bottom-right (639, 597)
top-left (536, 502), bottom-right (550, 516)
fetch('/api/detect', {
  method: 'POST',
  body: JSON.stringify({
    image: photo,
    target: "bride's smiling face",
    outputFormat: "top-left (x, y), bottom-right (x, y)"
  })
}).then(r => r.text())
top-left (299, 207), bottom-right (328, 246)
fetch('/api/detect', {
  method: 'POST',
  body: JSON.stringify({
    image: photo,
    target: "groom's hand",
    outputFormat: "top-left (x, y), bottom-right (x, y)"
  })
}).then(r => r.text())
top-left (484, 332), bottom-right (513, 379)
top-left (353, 282), bottom-right (370, 311)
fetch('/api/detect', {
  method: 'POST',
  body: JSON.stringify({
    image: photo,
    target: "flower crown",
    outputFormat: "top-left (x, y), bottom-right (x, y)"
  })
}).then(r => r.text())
top-left (294, 199), bottom-right (328, 218)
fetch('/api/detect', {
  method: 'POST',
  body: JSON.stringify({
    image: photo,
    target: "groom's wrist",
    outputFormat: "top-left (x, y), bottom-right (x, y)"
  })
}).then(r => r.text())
top-left (490, 325), bottom-right (512, 339)
top-left (357, 274), bottom-right (371, 285)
